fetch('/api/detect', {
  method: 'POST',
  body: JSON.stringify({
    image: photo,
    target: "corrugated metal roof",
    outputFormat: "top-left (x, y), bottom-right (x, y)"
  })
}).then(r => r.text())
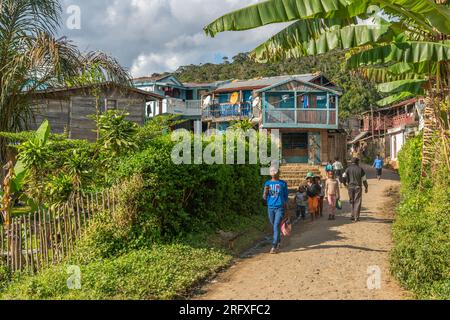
top-left (215, 74), bottom-right (318, 92)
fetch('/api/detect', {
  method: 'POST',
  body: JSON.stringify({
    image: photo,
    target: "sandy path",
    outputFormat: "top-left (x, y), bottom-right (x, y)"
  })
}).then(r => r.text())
top-left (197, 165), bottom-right (409, 300)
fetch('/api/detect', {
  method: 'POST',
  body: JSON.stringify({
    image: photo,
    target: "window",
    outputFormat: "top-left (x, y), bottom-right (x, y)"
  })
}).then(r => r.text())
top-left (104, 99), bottom-right (117, 112)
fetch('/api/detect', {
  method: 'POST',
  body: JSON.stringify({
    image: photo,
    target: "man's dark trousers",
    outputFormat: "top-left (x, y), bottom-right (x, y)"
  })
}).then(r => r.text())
top-left (348, 186), bottom-right (363, 220)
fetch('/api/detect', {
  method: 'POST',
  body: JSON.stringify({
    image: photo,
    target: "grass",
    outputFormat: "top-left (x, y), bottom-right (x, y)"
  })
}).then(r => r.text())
top-left (0, 211), bottom-right (270, 300)
top-left (1, 245), bottom-right (231, 300)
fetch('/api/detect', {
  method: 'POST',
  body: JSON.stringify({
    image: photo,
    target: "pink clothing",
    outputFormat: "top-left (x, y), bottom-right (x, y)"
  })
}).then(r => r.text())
top-left (328, 195), bottom-right (337, 215)
top-left (325, 178), bottom-right (340, 198)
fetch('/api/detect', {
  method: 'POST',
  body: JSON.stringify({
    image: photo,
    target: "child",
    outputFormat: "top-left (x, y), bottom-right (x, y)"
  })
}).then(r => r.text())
top-left (325, 160), bottom-right (333, 173)
top-left (325, 170), bottom-right (340, 220)
top-left (295, 186), bottom-right (307, 220)
top-left (306, 173), bottom-right (321, 221)
top-left (263, 166), bottom-right (289, 254)
top-left (317, 176), bottom-right (325, 218)
top-left (333, 157), bottom-right (344, 186)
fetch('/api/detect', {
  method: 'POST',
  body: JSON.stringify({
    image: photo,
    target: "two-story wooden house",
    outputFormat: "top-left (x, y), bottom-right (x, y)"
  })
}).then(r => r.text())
top-left (351, 97), bottom-right (424, 167)
top-left (133, 74), bottom-right (224, 131)
top-left (202, 74), bottom-right (346, 164)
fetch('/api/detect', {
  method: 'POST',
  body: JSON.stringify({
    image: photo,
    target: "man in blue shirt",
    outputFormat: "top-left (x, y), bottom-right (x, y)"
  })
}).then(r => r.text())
top-left (373, 155), bottom-right (384, 181)
top-left (263, 166), bottom-right (289, 254)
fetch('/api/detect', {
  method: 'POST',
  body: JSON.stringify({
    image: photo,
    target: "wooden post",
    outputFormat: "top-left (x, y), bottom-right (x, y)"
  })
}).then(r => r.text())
top-left (28, 214), bottom-right (35, 273)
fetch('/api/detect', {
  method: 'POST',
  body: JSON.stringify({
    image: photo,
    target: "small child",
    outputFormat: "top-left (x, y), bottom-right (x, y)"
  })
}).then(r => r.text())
top-left (325, 171), bottom-right (340, 220)
top-left (306, 174), bottom-right (321, 221)
top-left (295, 186), bottom-right (307, 220)
top-left (317, 177), bottom-right (325, 218)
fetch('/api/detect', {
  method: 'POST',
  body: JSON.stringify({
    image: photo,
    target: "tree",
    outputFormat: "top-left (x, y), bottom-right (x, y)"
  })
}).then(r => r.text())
top-left (204, 0), bottom-right (450, 174)
top-left (0, 0), bottom-right (130, 163)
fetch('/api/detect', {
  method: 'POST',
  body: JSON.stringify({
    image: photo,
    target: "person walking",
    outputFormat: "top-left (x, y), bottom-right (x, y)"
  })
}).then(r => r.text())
top-left (373, 155), bottom-right (384, 181)
top-left (342, 158), bottom-right (369, 223)
top-left (263, 166), bottom-right (289, 254)
top-left (332, 157), bottom-right (344, 186)
top-left (325, 170), bottom-right (340, 220)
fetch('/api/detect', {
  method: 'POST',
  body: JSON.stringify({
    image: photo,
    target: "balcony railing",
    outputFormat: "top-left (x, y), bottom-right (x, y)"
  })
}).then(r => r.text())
top-left (163, 98), bottom-right (201, 116)
top-left (392, 113), bottom-right (416, 128)
top-left (202, 102), bottom-right (253, 121)
top-left (263, 108), bottom-right (338, 128)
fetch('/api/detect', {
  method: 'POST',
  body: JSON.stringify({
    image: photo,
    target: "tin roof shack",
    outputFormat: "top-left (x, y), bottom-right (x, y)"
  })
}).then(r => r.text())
top-left (31, 82), bottom-right (163, 141)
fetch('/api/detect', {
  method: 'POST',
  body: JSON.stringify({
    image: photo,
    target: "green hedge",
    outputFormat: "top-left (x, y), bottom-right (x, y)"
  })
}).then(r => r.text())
top-left (391, 135), bottom-right (450, 299)
top-left (1, 128), bottom-right (267, 299)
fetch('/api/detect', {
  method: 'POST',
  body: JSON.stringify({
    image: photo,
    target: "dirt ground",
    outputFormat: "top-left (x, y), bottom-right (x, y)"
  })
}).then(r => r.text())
top-left (196, 165), bottom-right (410, 300)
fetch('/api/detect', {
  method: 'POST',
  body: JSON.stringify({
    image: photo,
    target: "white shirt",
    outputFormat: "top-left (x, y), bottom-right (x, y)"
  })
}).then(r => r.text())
top-left (333, 161), bottom-right (344, 170)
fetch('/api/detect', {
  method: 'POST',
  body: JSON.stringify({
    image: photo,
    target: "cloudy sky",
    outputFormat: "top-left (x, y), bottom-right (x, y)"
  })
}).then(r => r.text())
top-left (60, 0), bottom-right (287, 78)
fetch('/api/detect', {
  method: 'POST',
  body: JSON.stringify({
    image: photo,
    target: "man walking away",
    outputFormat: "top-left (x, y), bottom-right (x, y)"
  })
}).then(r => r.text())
top-left (263, 167), bottom-right (289, 254)
top-left (333, 157), bottom-right (344, 186)
top-left (373, 155), bottom-right (384, 181)
top-left (342, 158), bottom-right (369, 223)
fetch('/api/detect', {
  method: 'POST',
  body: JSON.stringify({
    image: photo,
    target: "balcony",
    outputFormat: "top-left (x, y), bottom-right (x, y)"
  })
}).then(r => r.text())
top-left (392, 113), bottom-right (416, 128)
top-left (202, 102), bottom-right (253, 122)
top-left (163, 98), bottom-right (201, 117)
top-left (263, 108), bottom-right (338, 129)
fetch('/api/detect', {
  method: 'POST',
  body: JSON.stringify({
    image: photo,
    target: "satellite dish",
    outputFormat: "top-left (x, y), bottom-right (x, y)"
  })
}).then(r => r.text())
top-left (252, 96), bottom-right (261, 108)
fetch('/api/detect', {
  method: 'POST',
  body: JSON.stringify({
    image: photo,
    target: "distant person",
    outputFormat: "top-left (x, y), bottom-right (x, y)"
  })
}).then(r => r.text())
top-left (263, 167), bottom-right (289, 254)
top-left (325, 160), bottom-right (333, 173)
top-left (306, 173), bottom-right (321, 221)
top-left (325, 171), bottom-right (340, 220)
top-left (295, 186), bottom-right (307, 220)
top-left (333, 157), bottom-right (344, 186)
top-left (343, 158), bottom-right (369, 223)
top-left (373, 155), bottom-right (384, 181)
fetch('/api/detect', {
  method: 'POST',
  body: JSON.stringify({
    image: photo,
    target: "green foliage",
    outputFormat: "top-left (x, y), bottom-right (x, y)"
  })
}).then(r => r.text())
top-left (0, 245), bottom-right (230, 300)
top-left (1, 116), bottom-right (268, 300)
top-left (112, 134), bottom-right (263, 242)
top-left (397, 134), bottom-right (423, 193)
top-left (391, 135), bottom-right (450, 300)
top-left (95, 110), bottom-right (139, 158)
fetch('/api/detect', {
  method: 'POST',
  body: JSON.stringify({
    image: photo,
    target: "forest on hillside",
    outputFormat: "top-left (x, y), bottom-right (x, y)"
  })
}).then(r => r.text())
top-left (170, 51), bottom-right (383, 119)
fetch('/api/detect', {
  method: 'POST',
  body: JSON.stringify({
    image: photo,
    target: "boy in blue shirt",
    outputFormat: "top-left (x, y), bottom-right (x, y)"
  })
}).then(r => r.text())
top-left (373, 155), bottom-right (384, 181)
top-left (263, 166), bottom-right (289, 254)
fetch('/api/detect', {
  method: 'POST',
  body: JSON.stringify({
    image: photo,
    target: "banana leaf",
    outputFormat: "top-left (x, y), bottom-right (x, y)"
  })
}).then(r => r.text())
top-left (204, 0), bottom-right (371, 37)
top-left (346, 41), bottom-right (450, 69)
top-left (377, 78), bottom-right (427, 93)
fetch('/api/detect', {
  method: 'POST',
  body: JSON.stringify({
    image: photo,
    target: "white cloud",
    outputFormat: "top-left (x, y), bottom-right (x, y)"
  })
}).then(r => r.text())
top-left (60, 0), bottom-right (287, 77)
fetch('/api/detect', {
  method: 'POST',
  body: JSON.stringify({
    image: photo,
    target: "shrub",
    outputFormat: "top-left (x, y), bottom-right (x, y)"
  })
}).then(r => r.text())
top-left (391, 135), bottom-right (450, 299)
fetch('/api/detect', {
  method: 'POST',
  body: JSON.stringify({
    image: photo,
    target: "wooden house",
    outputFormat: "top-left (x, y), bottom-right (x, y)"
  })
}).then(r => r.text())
top-left (202, 73), bottom-right (347, 164)
top-left (133, 74), bottom-right (226, 131)
top-left (30, 82), bottom-right (163, 141)
top-left (350, 97), bottom-right (424, 167)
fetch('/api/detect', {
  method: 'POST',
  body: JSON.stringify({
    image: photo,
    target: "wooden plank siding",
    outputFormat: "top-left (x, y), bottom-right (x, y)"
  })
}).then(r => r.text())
top-left (30, 87), bottom-right (149, 141)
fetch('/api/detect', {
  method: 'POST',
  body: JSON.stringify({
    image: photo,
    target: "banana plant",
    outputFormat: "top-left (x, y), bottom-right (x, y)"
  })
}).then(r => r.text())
top-left (204, 0), bottom-right (450, 173)
top-left (0, 120), bottom-right (50, 225)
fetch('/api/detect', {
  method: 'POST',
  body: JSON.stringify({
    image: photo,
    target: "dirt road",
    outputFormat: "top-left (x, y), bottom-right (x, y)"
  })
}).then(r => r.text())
top-left (197, 165), bottom-right (409, 300)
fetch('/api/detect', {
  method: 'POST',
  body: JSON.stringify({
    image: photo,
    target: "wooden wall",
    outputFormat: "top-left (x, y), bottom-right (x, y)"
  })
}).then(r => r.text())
top-left (31, 89), bottom-right (147, 141)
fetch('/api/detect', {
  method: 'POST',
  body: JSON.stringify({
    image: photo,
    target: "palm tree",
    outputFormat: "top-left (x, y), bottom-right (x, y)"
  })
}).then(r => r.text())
top-left (0, 0), bottom-right (130, 163)
top-left (204, 0), bottom-right (450, 174)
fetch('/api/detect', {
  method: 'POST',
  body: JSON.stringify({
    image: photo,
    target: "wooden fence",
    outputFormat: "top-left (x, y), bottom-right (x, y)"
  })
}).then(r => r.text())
top-left (0, 191), bottom-right (116, 274)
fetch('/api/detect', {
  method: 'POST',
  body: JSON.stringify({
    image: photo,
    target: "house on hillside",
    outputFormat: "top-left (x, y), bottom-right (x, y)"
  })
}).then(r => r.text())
top-left (133, 74), bottom-right (225, 131)
top-left (202, 73), bottom-right (347, 164)
top-left (350, 97), bottom-right (424, 168)
top-left (30, 82), bottom-right (163, 141)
